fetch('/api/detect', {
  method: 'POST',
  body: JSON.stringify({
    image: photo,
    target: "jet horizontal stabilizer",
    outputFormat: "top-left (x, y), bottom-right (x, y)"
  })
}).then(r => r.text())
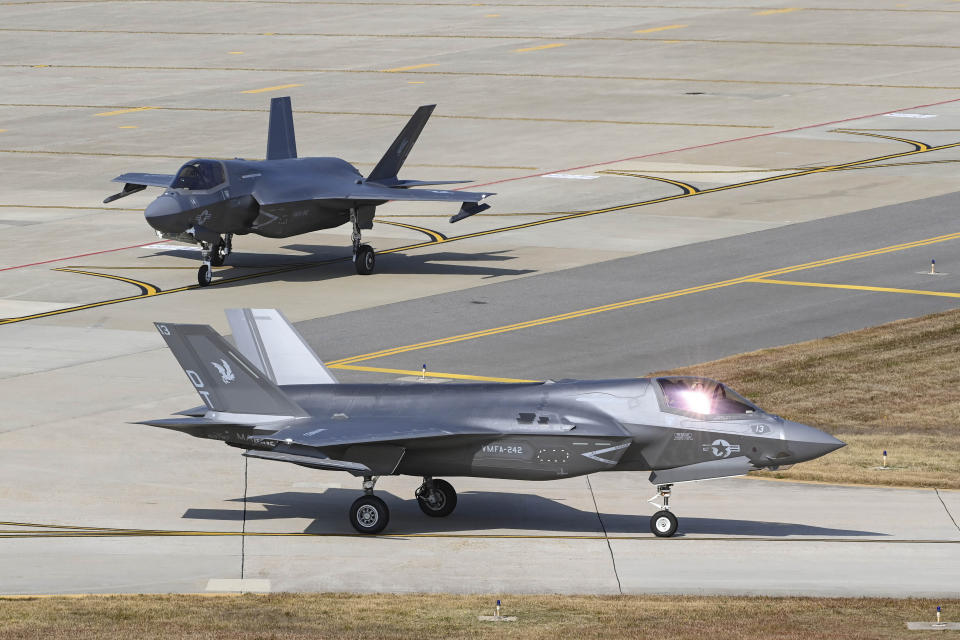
top-left (243, 449), bottom-right (372, 475)
top-left (450, 201), bottom-right (490, 223)
top-left (648, 455), bottom-right (757, 484)
top-left (134, 417), bottom-right (274, 442)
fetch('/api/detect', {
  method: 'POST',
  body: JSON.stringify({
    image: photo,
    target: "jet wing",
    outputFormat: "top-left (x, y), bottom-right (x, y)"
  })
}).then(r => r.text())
top-left (250, 416), bottom-right (500, 449)
top-left (104, 173), bottom-right (176, 203)
top-left (110, 173), bottom-right (175, 187)
top-left (345, 184), bottom-right (494, 204)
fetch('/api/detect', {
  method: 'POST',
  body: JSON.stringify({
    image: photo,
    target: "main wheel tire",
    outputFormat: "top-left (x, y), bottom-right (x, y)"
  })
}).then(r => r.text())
top-left (349, 495), bottom-right (389, 534)
top-left (650, 510), bottom-right (678, 537)
top-left (197, 264), bottom-right (212, 287)
top-left (210, 241), bottom-right (228, 267)
top-left (355, 244), bottom-right (375, 275)
top-left (416, 479), bottom-right (457, 517)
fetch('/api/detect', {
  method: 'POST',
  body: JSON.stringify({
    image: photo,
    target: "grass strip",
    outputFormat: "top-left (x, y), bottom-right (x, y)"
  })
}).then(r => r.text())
top-left (0, 593), bottom-right (956, 640)
top-left (659, 307), bottom-right (960, 488)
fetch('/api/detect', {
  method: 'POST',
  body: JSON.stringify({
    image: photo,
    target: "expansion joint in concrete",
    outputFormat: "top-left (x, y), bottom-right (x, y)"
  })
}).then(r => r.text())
top-left (935, 489), bottom-right (960, 534)
top-left (586, 476), bottom-right (622, 594)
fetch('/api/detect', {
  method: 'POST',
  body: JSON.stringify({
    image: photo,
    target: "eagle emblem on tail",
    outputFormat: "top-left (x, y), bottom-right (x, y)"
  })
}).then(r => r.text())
top-left (211, 358), bottom-right (235, 384)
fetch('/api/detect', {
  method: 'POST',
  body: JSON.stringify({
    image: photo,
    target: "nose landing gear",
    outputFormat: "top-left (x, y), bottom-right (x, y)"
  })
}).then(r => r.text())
top-left (350, 207), bottom-right (376, 275)
top-left (196, 234), bottom-right (233, 287)
top-left (648, 484), bottom-right (678, 537)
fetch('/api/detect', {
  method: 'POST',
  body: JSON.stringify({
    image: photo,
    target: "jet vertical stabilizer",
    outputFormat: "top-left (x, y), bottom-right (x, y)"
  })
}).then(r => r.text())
top-left (225, 308), bottom-right (338, 386)
top-left (154, 321), bottom-right (309, 418)
top-left (266, 96), bottom-right (297, 160)
top-left (366, 104), bottom-right (436, 182)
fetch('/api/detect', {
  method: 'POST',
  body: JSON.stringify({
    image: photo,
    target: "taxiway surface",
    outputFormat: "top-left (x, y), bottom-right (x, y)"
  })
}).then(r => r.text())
top-left (2, 0), bottom-right (960, 597)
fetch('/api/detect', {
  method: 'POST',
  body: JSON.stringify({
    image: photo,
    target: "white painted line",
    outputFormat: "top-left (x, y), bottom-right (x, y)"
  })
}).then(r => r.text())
top-left (541, 173), bottom-right (600, 180)
top-left (206, 579), bottom-right (271, 593)
top-left (141, 243), bottom-right (202, 251)
top-left (884, 113), bottom-right (936, 119)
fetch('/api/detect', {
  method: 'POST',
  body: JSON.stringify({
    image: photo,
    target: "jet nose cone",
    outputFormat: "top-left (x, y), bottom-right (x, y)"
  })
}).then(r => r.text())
top-left (144, 195), bottom-right (187, 232)
top-left (782, 420), bottom-right (845, 461)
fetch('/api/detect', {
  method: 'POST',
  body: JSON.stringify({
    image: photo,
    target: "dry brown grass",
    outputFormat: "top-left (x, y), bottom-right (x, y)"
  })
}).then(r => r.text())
top-left (658, 307), bottom-right (960, 488)
top-left (0, 593), bottom-right (956, 640)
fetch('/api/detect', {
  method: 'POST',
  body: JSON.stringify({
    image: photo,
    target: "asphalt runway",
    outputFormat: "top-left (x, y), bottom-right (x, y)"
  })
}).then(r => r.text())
top-left (2, 0), bottom-right (960, 597)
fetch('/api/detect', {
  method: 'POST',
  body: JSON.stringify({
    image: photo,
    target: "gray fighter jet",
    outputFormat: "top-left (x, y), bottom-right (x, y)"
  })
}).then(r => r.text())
top-left (104, 98), bottom-right (494, 286)
top-left (141, 309), bottom-right (844, 536)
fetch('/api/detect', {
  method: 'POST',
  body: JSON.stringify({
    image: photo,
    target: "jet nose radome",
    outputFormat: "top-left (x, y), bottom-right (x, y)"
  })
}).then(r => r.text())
top-left (781, 421), bottom-right (846, 462)
top-left (144, 194), bottom-right (188, 233)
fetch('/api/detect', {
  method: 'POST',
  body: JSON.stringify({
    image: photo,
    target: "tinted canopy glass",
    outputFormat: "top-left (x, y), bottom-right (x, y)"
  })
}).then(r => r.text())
top-left (173, 160), bottom-right (224, 190)
top-left (656, 377), bottom-right (759, 416)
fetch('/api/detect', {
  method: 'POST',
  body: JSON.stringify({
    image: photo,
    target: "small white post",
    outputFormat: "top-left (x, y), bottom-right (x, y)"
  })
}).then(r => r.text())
top-left (421, 363), bottom-right (426, 380)
top-left (883, 450), bottom-right (887, 468)
top-left (496, 600), bottom-right (501, 618)
top-left (930, 259), bottom-right (937, 274)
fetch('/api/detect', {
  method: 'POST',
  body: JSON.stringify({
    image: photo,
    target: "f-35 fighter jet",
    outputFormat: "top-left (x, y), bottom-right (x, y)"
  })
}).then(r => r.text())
top-left (105, 98), bottom-right (494, 286)
top-left (141, 309), bottom-right (844, 536)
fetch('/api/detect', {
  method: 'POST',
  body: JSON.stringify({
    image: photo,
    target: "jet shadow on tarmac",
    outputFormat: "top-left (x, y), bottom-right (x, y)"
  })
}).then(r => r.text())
top-left (180, 489), bottom-right (882, 538)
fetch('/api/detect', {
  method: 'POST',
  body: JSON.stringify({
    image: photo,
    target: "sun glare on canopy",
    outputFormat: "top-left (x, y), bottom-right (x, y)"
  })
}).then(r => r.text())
top-left (656, 377), bottom-right (759, 416)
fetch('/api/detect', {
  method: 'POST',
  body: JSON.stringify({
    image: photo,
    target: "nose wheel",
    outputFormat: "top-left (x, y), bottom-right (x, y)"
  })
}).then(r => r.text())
top-left (349, 476), bottom-right (389, 534)
top-left (415, 478), bottom-right (457, 517)
top-left (648, 484), bottom-right (678, 537)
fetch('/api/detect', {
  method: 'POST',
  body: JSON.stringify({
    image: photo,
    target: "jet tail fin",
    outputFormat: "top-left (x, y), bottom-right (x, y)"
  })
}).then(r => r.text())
top-left (225, 308), bottom-right (338, 386)
top-left (266, 96), bottom-right (298, 161)
top-left (366, 104), bottom-right (436, 182)
top-left (154, 321), bottom-right (309, 417)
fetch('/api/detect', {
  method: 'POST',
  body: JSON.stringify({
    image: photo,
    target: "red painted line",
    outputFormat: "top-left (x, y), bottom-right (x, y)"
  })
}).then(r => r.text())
top-left (0, 239), bottom-right (169, 272)
top-left (460, 96), bottom-right (960, 190)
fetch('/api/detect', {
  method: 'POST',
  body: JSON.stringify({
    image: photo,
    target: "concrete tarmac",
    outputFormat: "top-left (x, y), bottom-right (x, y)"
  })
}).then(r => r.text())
top-left (2, 0), bottom-right (960, 597)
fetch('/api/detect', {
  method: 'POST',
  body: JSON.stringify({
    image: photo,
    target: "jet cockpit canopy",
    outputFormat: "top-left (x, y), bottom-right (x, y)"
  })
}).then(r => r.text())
top-left (655, 376), bottom-right (760, 417)
top-left (173, 160), bottom-right (225, 190)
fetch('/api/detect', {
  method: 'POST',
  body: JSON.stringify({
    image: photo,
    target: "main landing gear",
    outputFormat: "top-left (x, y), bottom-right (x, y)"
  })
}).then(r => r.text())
top-left (415, 477), bottom-right (457, 517)
top-left (348, 476), bottom-right (459, 534)
top-left (197, 233), bottom-right (233, 287)
top-left (349, 476), bottom-right (389, 534)
top-left (648, 484), bottom-right (679, 538)
top-left (350, 207), bottom-right (375, 275)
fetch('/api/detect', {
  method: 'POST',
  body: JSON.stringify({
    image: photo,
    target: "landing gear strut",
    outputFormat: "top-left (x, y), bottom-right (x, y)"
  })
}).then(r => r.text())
top-left (415, 477), bottom-right (457, 517)
top-left (350, 207), bottom-right (375, 275)
top-left (197, 234), bottom-right (233, 287)
top-left (210, 233), bottom-right (232, 267)
top-left (649, 484), bottom-right (678, 537)
top-left (349, 475), bottom-right (389, 534)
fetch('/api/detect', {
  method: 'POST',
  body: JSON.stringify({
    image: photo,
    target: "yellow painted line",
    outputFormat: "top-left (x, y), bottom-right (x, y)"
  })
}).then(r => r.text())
top-left (0, 129), bottom-right (6, 133)
top-left (407, 81), bottom-right (424, 84)
top-left (485, 14), bottom-right (500, 18)
top-left (241, 83), bottom-right (302, 94)
top-left (634, 24), bottom-right (688, 34)
top-left (379, 219), bottom-right (446, 242)
top-left (94, 106), bottom-right (153, 117)
top-left (382, 63), bottom-right (437, 73)
top-left (228, 51), bottom-right (244, 55)
top-left (330, 364), bottom-right (537, 383)
top-left (748, 278), bottom-right (960, 299)
top-left (328, 230), bottom-right (960, 367)
top-left (514, 43), bottom-right (566, 53)
top-left (54, 268), bottom-right (161, 295)
top-left (754, 7), bottom-right (803, 15)
top-left (118, 125), bottom-right (137, 129)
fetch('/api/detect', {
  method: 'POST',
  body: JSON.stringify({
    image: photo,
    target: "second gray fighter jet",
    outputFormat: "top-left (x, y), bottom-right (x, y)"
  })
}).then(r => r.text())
top-left (140, 309), bottom-right (845, 537)
top-left (105, 98), bottom-right (493, 286)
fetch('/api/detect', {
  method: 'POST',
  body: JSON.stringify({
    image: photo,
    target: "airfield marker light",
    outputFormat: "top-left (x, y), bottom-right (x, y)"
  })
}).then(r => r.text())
top-left (883, 450), bottom-right (887, 468)
top-left (931, 259), bottom-right (936, 274)
top-left (421, 363), bottom-right (426, 380)
top-left (938, 606), bottom-right (942, 624)
top-left (496, 600), bottom-right (501, 618)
